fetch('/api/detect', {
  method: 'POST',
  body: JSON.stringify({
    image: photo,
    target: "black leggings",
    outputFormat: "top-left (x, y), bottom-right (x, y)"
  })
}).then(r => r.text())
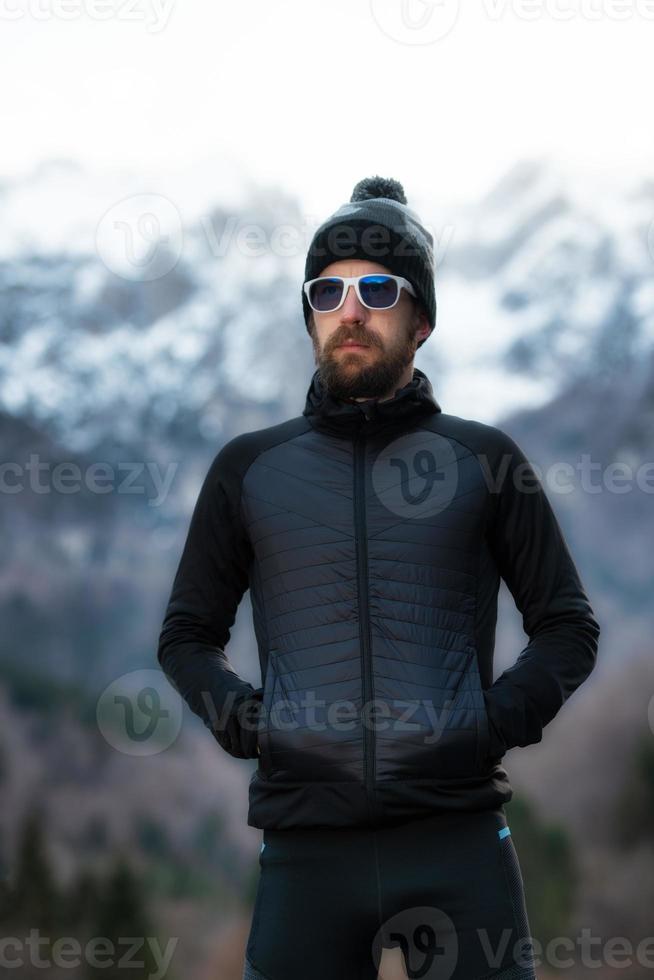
top-left (243, 805), bottom-right (538, 980)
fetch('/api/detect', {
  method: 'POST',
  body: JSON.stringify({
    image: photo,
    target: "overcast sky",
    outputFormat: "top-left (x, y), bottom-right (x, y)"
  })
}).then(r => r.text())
top-left (1, 0), bottom-right (652, 216)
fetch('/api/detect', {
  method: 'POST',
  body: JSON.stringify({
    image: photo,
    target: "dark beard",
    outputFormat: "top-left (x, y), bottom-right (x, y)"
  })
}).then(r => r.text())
top-left (313, 322), bottom-right (418, 401)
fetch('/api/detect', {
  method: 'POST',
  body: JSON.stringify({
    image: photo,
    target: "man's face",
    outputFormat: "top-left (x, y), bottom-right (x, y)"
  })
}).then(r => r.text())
top-left (307, 259), bottom-right (431, 402)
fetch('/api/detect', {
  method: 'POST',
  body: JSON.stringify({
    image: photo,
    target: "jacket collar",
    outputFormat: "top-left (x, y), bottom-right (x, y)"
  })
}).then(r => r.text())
top-left (302, 366), bottom-right (442, 436)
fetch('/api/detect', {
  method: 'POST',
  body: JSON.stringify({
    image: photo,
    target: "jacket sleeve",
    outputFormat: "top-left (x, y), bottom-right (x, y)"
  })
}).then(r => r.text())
top-left (157, 442), bottom-right (258, 754)
top-left (482, 431), bottom-right (601, 757)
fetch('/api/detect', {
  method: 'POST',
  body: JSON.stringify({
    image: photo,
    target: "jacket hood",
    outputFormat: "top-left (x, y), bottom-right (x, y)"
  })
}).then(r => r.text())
top-left (302, 366), bottom-right (441, 435)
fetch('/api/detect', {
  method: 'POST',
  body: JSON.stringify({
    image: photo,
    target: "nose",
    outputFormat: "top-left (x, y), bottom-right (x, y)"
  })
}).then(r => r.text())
top-left (340, 283), bottom-right (367, 323)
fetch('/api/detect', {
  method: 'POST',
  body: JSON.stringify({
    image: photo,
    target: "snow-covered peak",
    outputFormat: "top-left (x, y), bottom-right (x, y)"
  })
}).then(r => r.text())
top-left (1, 155), bottom-right (652, 450)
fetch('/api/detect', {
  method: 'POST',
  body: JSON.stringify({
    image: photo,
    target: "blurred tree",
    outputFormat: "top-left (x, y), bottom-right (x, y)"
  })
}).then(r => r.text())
top-left (87, 855), bottom-right (161, 980)
top-left (243, 853), bottom-right (261, 908)
top-left (505, 795), bottom-right (577, 949)
top-left (65, 867), bottom-right (103, 934)
top-left (136, 814), bottom-right (170, 860)
top-left (611, 733), bottom-right (654, 847)
top-left (0, 874), bottom-right (11, 924)
top-left (192, 810), bottom-right (225, 864)
top-left (6, 805), bottom-right (60, 932)
top-left (81, 814), bottom-right (110, 850)
top-left (0, 736), bottom-right (7, 785)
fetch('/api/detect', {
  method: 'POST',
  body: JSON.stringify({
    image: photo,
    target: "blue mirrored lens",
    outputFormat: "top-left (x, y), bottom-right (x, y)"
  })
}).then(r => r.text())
top-left (309, 278), bottom-right (344, 312)
top-left (359, 275), bottom-right (398, 309)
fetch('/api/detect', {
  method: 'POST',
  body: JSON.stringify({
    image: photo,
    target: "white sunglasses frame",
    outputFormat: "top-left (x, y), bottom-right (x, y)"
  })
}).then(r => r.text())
top-left (303, 274), bottom-right (416, 313)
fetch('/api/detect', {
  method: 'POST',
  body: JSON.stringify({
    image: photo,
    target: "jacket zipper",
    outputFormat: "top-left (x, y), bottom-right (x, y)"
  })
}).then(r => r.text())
top-left (353, 424), bottom-right (376, 822)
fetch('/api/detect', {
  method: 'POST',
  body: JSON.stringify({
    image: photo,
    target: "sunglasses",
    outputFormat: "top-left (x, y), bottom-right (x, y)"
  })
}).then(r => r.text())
top-left (303, 274), bottom-right (416, 313)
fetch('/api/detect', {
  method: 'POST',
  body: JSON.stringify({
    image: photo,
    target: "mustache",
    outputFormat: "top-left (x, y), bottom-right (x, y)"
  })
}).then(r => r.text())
top-left (330, 331), bottom-right (378, 348)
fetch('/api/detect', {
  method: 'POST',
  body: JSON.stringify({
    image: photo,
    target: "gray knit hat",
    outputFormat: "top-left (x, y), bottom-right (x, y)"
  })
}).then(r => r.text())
top-left (302, 176), bottom-right (436, 348)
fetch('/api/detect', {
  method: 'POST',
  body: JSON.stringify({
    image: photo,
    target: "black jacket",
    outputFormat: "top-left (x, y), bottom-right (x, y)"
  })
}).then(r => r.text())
top-left (157, 367), bottom-right (601, 830)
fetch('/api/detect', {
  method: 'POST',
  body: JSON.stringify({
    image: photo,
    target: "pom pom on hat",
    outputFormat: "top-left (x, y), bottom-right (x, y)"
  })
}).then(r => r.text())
top-left (350, 176), bottom-right (408, 205)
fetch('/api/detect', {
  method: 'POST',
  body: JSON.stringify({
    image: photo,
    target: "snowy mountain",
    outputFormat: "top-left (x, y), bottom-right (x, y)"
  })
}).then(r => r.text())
top-left (2, 156), bottom-right (654, 455)
top-left (0, 158), bottom-right (313, 456)
top-left (430, 157), bottom-right (654, 420)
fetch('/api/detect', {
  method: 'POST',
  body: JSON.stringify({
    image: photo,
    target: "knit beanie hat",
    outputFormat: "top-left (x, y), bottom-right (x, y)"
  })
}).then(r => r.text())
top-left (302, 176), bottom-right (436, 349)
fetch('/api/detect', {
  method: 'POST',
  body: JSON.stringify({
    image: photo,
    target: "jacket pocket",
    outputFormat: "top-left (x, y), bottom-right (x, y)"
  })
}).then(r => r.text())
top-left (474, 677), bottom-right (492, 771)
top-left (257, 652), bottom-right (291, 777)
top-left (464, 645), bottom-right (500, 773)
top-left (416, 646), bottom-right (480, 779)
top-left (477, 688), bottom-right (507, 770)
top-left (257, 656), bottom-right (277, 777)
